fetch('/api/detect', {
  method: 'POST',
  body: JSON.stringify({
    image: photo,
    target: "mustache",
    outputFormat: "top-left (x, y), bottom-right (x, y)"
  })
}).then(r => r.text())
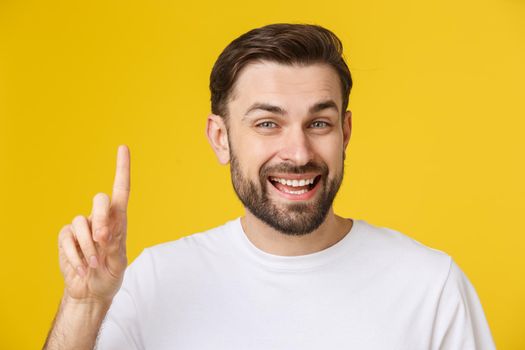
top-left (260, 161), bottom-right (328, 178)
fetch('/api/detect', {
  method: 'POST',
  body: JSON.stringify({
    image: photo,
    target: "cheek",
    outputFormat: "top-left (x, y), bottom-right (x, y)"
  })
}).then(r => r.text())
top-left (234, 131), bottom-right (282, 160)
top-left (315, 140), bottom-right (344, 170)
top-left (236, 136), bottom-right (279, 173)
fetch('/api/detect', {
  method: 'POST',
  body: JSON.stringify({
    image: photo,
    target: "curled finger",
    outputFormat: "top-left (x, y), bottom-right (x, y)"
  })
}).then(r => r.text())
top-left (60, 225), bottom-right (87, 277)
top-left (72, 215), bottom-right (99, 270)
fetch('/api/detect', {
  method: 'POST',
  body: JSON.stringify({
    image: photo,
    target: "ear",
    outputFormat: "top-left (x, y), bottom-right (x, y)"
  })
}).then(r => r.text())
top-left (343, 110), bottom-right (352, 150)
top-left (206, 114), bottom-right (230, 165)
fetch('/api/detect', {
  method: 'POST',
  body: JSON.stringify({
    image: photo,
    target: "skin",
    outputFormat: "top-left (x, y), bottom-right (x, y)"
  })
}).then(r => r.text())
top-left (206, 61), bottom-right (354, 256)
top-left (44, 61), bottom-right (353, 349)
top-left (43, 145), bottom-right (130, 349)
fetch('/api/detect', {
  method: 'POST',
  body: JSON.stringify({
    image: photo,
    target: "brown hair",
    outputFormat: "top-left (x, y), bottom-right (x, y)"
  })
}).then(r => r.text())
top-left (210, 23), bottom-right (352, 121)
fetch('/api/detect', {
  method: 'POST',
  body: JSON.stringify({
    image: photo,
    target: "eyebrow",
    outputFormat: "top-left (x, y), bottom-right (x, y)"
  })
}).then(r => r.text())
top-left (245, 103), bottom-right (287, 116)
top-left (309, 100), bottom-right (339, 114)
top-left (243, 99), bottom-right (339, 118)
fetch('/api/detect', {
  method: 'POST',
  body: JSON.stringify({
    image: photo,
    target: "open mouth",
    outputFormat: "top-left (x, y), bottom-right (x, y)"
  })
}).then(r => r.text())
top-left (268, 175), bottom-right (322, 196)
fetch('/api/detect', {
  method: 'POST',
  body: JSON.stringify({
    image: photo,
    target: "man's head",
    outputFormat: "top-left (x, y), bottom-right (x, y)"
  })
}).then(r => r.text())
top-left (210, 23), bottom-right (352, 124)
top-left (206, 24), bottom-right (353, 236)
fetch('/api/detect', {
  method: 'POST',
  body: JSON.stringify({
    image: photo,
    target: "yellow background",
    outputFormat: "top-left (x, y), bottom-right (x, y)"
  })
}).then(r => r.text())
top-left (1, 0), bottom-right (524, 348)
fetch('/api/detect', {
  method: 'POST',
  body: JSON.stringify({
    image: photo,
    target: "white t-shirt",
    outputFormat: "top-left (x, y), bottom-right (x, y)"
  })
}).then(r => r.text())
top-left (96, 218), bottom-right (495, 349)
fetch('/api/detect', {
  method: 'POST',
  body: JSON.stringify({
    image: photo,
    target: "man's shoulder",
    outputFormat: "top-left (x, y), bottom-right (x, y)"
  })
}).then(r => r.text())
top-left (354, 219), bottom-right (452, 274)
top-left (137, 218), bottom-right (240, 264)
top-left (119, 219), bottom-right (240, 296)
top-left (356, 220), bottom-right (448, 254)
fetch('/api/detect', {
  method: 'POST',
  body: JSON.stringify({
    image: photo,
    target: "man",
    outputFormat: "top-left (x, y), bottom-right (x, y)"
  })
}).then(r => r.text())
top-left (44, 24), bottom-right (495, 349)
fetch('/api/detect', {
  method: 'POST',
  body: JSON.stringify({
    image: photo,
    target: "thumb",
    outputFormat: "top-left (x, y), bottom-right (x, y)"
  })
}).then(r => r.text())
top-left (91, 192), bottom-right (111, 243)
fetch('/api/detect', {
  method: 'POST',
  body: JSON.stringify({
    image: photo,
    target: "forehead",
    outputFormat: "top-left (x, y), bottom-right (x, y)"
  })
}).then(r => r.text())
top-left (229, 61), bottom-right (342, 112)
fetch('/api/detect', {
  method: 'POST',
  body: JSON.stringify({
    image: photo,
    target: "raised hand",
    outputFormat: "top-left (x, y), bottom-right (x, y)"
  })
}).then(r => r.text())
top-left (57, 145), bottom-right (130, 303)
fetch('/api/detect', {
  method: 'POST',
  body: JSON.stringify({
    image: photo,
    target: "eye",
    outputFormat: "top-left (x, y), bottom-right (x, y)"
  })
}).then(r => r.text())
top-left (310, 120), bottom-right (330, 128)
top-left (256, 121), bottom-right (278, 129)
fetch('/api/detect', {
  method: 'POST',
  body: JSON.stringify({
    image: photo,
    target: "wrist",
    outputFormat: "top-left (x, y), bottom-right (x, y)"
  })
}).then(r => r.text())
top-left (61, 293), bottom-right (112, 318)
top-left (62, 290), bottom-right (114, 308)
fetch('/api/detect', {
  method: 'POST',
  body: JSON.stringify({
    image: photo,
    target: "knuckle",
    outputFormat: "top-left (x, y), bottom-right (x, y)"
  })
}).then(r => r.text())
top-left (71, 221), bottom-right (92, 242)
top-left (72, 228), bottom-right (95, 249)
top-left (76, 228), bottom-right (93, 244)
top-left (58, 224), bottom-right (71, 237)
top-left (94, 192), bottom-right (109, 202)
top-left (72, 215), bottom-right (86, 226)
top-left (58, 225), bottom-right (72, 245)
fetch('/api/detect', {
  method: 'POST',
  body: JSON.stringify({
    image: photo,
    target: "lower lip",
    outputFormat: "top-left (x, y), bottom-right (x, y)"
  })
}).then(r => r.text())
top-left (267, 178), bottom-right (321, 201)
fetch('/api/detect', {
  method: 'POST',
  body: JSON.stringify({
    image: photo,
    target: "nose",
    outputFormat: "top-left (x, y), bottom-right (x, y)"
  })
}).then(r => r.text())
top-left (277, 126), bottom-right (315, 166)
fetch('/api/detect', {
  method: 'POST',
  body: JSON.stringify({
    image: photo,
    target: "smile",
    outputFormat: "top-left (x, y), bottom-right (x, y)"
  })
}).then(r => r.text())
top-left (268, 175), bottom-right (322, 199)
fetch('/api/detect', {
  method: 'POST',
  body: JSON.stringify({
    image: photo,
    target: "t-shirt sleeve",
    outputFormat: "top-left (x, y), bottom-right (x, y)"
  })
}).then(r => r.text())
top-left (95, 249), bottom-right (153, 350)
top-left (431, 259), bottom-right (496, 350)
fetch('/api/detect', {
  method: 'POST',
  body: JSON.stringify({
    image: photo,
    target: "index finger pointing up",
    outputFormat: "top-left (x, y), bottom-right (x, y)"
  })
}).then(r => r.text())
top-left (111, 145), bottom-right (131, 212)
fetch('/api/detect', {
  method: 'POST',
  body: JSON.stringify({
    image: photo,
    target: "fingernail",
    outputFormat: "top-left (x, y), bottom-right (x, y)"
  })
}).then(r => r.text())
top-left (77, 266), bottom-right (86, 277)
top-left (108, 234), bottom-right (113, 242)
top-left (93, 229), bottom-right (100, 242)
top-left (89, 255), bottom-right (99, 269)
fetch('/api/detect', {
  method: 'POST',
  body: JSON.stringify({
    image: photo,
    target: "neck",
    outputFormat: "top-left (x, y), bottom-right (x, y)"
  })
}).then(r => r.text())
top-left (240, 208), bottom-right (353, 256)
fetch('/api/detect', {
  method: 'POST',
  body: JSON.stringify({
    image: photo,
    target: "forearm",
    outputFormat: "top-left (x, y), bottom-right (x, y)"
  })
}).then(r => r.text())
top-left (43, 295), bottom-right (112, 350)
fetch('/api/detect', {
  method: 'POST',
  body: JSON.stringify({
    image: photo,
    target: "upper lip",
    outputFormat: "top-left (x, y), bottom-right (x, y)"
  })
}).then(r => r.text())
top-left (267, 173), bottom-right (321, 180)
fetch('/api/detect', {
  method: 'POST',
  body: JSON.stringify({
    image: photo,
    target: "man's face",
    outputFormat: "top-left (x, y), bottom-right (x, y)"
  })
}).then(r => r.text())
top-left (225, 61), bottom-right (351, 235)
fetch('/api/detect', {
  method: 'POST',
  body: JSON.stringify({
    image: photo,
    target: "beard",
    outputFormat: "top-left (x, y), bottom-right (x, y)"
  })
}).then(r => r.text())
top-left (229, 152), bottom-right (344, 236)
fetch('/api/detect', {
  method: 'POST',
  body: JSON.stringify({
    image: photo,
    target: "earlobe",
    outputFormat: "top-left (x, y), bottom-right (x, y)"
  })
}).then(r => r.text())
top-left (206, 114), bottom-right (230, 165)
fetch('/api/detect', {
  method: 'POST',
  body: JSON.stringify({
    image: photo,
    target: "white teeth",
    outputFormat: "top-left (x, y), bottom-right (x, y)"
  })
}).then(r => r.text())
top-left (282, 188), bottom-right (308, 195)
top-left (270, 176), bottom-right (317, 187)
